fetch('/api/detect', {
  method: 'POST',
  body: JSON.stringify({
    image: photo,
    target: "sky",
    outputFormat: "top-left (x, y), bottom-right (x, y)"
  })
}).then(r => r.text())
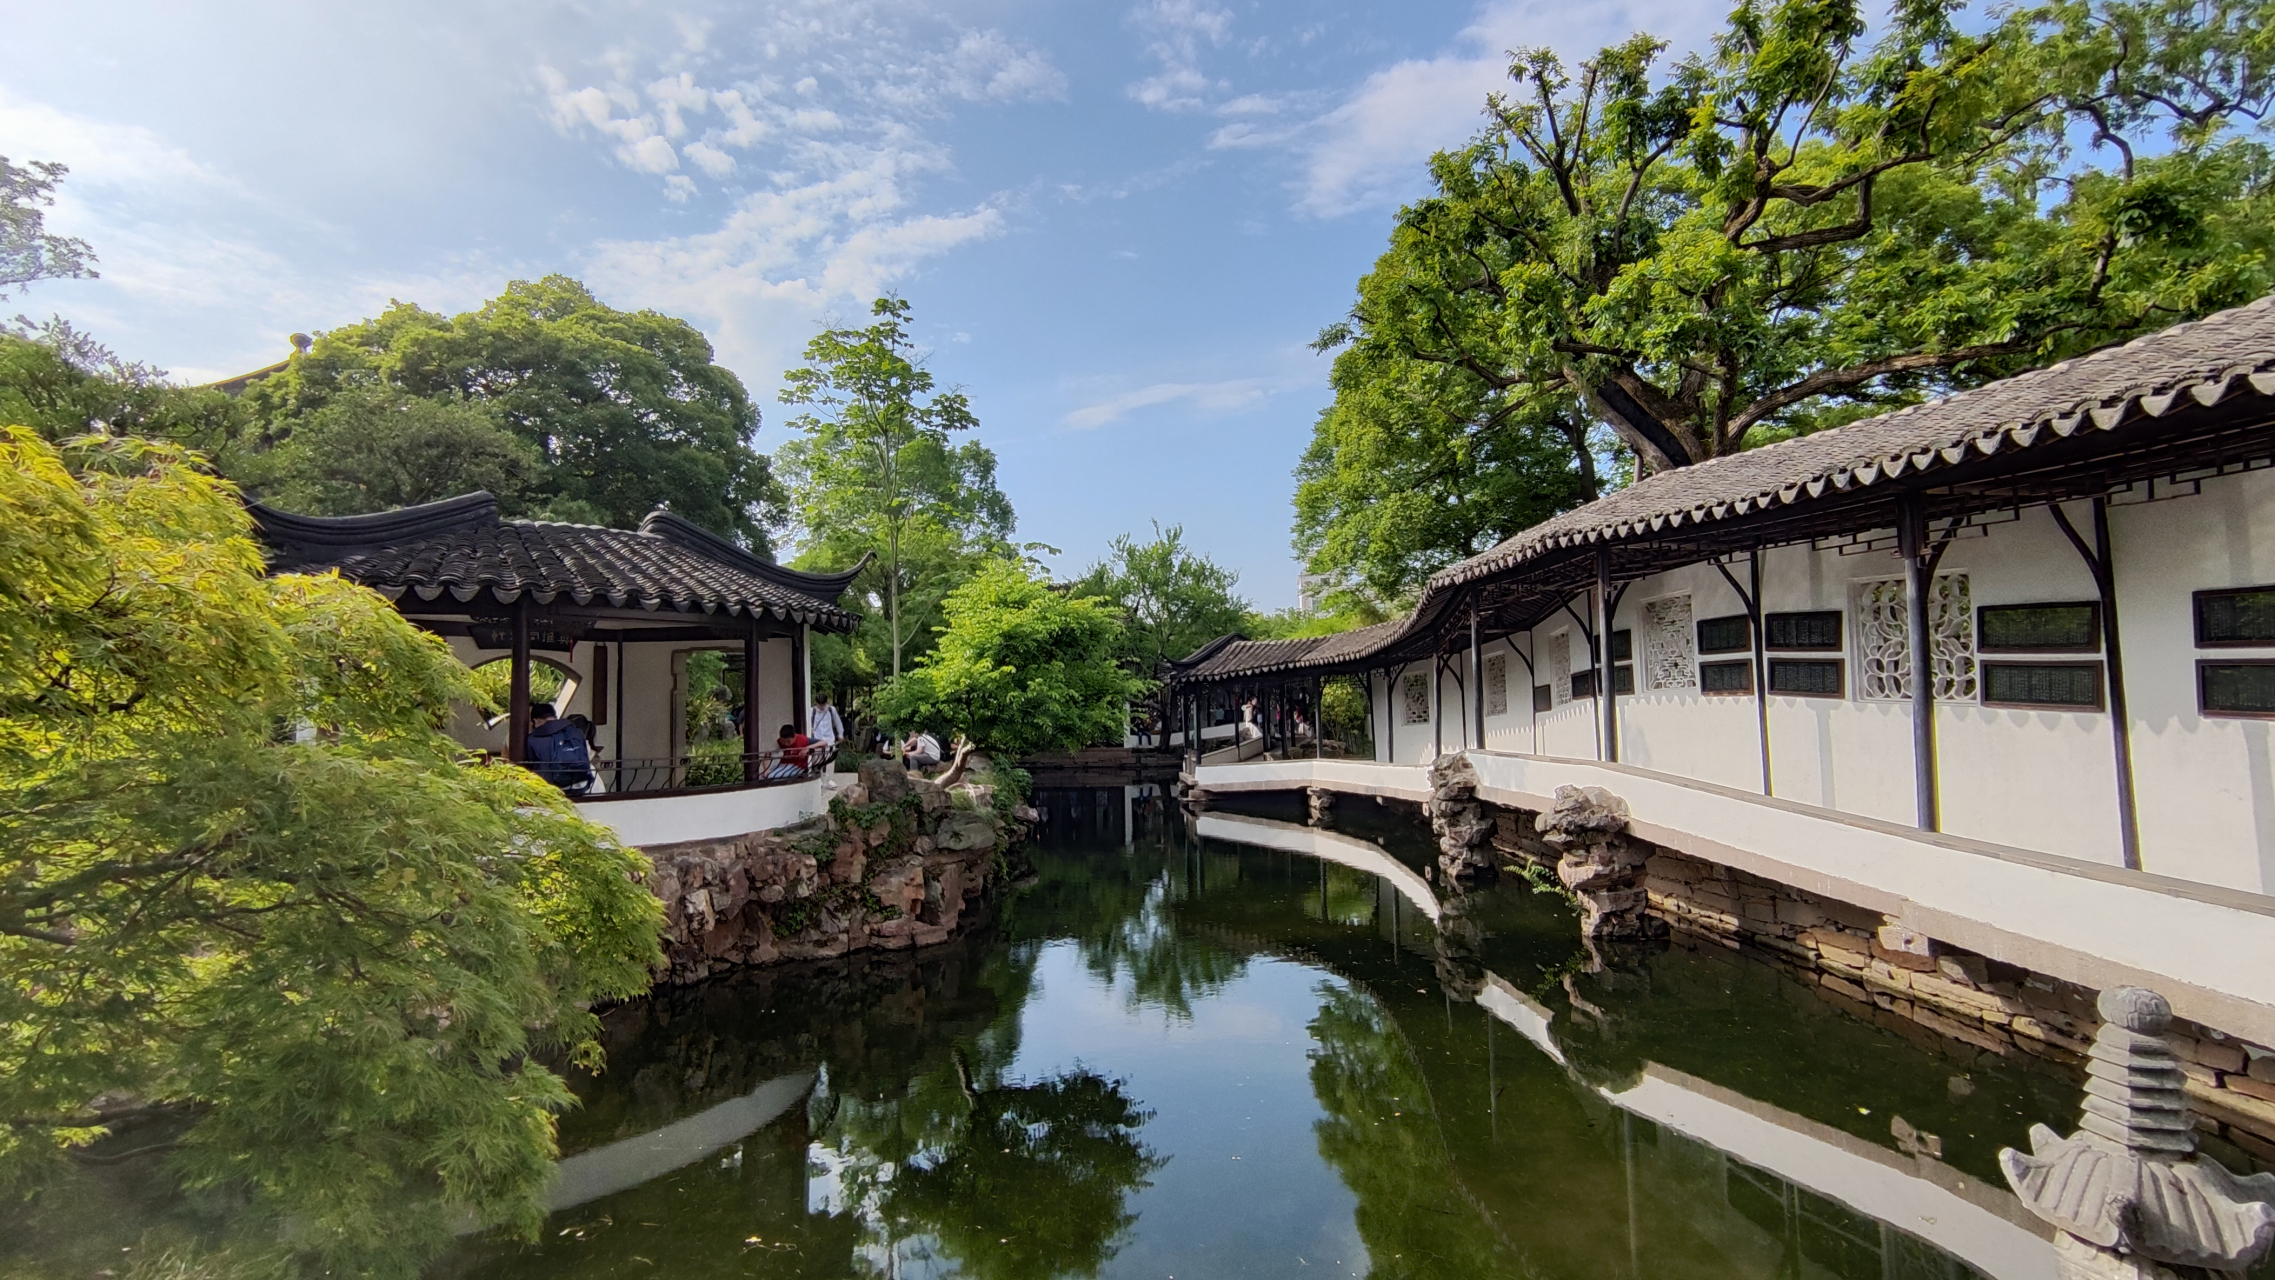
top-left (3, 0), bottom-right (1718, 607)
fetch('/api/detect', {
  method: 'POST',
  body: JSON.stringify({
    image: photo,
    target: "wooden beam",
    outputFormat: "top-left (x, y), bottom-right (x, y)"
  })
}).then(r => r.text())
top-left (508, 598), bottom-right (531, 763)
top-left (743, 621), bottom-right (760, 785)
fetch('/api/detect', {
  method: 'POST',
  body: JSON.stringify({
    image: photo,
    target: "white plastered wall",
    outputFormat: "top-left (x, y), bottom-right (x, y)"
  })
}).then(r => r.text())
top-left (1457, 467), bottom-right (2275, 894)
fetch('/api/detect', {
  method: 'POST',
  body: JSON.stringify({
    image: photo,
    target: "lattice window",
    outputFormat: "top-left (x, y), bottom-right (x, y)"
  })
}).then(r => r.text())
top-left (1853, 574), bottom-right (1976, 701)
top-left (1484, 653), bottom-right (1508, 715)
top-left (1549, 631), bottom-right (1572, 705)
top-left (1642, 595), bottom-right (1696, 691)
top-left (1402, 671), bottom-right (1430, 724)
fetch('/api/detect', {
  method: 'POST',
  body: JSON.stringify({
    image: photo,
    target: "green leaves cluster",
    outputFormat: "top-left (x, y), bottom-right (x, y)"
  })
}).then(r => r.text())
top-left (0, 430), bottom-right (661, 1277)
top-left (870, 560), bottom-right (1148, 758)
top-left (776, 296), bottom-right (1018, 686)
top-left (247, 275), bottom-right (775, 546)
top-left (1303, 0), bottom-right (2275, 605)
top-left (1073, 522), bottom-right (1251, 675)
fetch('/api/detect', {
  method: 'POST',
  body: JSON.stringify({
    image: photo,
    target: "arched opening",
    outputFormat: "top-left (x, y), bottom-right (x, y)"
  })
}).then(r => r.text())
top-left (469, 656), bottom-right (581, 729)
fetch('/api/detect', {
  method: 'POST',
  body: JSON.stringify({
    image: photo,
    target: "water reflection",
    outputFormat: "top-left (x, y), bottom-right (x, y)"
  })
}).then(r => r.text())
top-left (442, 787), bottom-right (2084, 1280)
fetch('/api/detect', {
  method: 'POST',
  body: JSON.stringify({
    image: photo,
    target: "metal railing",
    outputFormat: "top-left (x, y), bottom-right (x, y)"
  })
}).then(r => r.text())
top-left (563, 742), bottom-right (838, 799)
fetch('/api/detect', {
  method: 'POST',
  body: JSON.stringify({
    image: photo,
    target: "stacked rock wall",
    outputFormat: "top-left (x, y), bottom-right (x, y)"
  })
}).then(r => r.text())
top-left (1488, 807), bottom-right (2275, 1167)
top-left (639, 760), bottom-right (1030, 986)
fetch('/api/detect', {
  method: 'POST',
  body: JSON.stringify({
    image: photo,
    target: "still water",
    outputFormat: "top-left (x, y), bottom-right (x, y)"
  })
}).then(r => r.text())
top-left (442, 788), bottom-right (2087, 1280)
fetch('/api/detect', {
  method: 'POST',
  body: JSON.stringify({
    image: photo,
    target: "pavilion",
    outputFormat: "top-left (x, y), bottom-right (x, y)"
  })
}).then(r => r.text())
top-left (252, 492), bottom-right (867, 844)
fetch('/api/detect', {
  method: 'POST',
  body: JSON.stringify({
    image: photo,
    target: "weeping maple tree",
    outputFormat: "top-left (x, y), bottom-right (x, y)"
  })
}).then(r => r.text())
top-left (0, 430), bottom-right (662, 1277)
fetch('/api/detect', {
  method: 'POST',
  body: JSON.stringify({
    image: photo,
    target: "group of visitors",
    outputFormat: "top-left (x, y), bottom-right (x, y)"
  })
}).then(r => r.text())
top-left (521, 688), bottom-right (958, 794)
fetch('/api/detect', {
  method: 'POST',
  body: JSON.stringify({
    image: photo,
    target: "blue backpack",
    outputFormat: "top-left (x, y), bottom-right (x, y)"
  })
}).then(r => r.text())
top-left (526, 720), bottom-right (594, 793)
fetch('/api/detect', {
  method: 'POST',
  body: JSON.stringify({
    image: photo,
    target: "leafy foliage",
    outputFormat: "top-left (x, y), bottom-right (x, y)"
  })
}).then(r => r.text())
top-left (0, 328), bottom-right (253, 467)
top-left (870, 561), bottom-right (1148, 757)
top-left (250, 387), bottom-right (543, 515)
top-left (1, 158), bottom-right (96, 294)
top-left (1074, 523), bottom-right (1251, 674)
top-left (1304, 0), bottom-right (2275, 595)
top-left (777, 297), bottom-right (1017, 683)
top-left (0, 430), bottom-right (662, 1277)
top-left (247, 276), bottom-right (775, 545)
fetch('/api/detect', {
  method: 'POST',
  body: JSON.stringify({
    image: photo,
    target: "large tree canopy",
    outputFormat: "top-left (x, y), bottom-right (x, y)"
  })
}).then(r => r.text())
top-left (0, 430), bottom-right (661, 1277)
top-left (870, 560), bottom-right (1146, 758)
top-left (1074, 523), bottom-right (1251, 675)
top-left (248, 275), bottom-right (776, 547)
top-left (777, 296), bottom-right (1017, 683)
top-left (1302, 0), bottom-right (2275, 603)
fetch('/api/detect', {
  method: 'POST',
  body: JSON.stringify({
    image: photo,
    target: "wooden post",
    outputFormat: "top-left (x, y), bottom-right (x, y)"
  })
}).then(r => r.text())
top-left (1470, 606), bottom-right (1484, 751)
top-left (1750, 550), bottom-right (1771, 796)
top-left (792, 624), bottom-right (808, 740)
top-left (591, 643), bottom-right (610, 726)
top-left (2051, 498), bottom-right (2143, 869)
top-left (508, 597), bottom-right (531, 763)
top-left (1596, 546), bottom-right (1618, 763)
top-left (1432, 656), bottom-right (1444, 761)
top-left (743, 622), bottom-right (760, 784)
top-left (1315, 674), bottom-right (1324, 760)
top-left (1899, 493), bottom-right (1939, 831)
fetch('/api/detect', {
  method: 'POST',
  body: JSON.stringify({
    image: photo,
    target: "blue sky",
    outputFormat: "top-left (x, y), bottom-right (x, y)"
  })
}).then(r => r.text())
top-left (4, 0), bottom-right (1715, 607)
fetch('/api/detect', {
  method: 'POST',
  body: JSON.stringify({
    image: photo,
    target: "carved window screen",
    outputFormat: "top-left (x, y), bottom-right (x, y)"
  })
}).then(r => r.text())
top-left (1484, 654), bottom-right (1509, 715)
top-left (1853, 574), bottom-right (1976, 701)
top-left (1643, 595), bottom-right (1697, 691)
top-left (1402, 671), bottom-right (1430, 724)
top-left (1549, 631), bottom-right (1572, 705)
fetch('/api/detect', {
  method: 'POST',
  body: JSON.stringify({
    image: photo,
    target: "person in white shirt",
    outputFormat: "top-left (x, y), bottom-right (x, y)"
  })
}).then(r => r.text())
top-left (903, 730), bottom-right (942, 771)
top-left (808, 692), bottom-right (844, 756)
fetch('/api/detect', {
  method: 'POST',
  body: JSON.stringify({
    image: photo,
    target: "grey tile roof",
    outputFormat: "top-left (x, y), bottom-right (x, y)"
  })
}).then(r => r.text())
top-left (1171, 295), bottom-right (2275, 684)
top-left (1433, 295), bottom-right (2275, 588)
top-left (251, 493), bottom-right (864, 630)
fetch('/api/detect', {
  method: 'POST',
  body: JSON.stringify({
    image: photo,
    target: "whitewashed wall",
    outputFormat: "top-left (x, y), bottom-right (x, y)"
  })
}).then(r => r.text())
top-left (1365, 467), bottom-right (2275, 895)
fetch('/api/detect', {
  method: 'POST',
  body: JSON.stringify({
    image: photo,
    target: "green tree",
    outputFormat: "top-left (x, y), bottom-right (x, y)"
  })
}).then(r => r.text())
top-left (249, 275), bottom-right (776, 545)
top-left (1, 158), bottom-right (96, 293)
top-left (0, 430), bottom-right (663, 1277)
top-left (0, 325), bottom-right (253, 467)
top-left (1075, 523), bottom-right (1251, 674)
top-left (870, 560), bottom-right (1147, 757)
top-left (777, 297), bottom-right (1015, 679)
top-left (253, 387), bottom-right (543, 515)
top-left (1305, 0), bottom-right (2275, 587)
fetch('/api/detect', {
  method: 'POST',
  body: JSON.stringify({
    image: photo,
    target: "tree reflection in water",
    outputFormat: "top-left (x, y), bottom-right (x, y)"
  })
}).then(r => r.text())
top-left (814, 1049), bottom-right (1162, 1280)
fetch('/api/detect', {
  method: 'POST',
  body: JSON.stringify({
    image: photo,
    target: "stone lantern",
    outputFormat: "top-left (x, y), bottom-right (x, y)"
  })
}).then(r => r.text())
top-left (2000, 987), bottom-right (2275, 1279)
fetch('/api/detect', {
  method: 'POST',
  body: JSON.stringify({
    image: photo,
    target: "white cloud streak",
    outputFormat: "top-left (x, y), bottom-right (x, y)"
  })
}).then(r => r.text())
top-left (1061, 376), bottom-right (1283, 430)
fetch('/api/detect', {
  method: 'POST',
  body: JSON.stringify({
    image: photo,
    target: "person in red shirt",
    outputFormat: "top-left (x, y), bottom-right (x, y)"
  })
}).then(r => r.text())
top-left (773, 723), bottom-right (812, 777)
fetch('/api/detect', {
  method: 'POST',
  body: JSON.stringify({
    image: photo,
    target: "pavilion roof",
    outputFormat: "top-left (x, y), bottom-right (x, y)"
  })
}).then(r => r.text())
top-left (1169, 294), bottom-right (2275, 685)
top-left (251, 492), bottom-right (865, 631)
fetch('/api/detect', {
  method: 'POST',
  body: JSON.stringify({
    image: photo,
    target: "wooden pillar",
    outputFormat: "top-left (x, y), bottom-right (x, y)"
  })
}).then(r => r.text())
top-left (591, 644), bottom-right (610, 727)
top-left (1431, 656), bottom-right (1444, 760)
top-left (743, 621), bottom-right (760, 784)
top-left (1315, 674), bottom-right (1324, 760)
top-left (1750, 549), bottom-right (1772, 797)
top-left (2052, 498), bottom-right (2142, 869)
top-left (1596, 546), bottom-right (1618, 763)
top-left (615, 639), bottom-right (627, 764)
top-left (1469, 606), bottom-right (1484, 751)
top-left (1899, 493), bottom-right (1939, 831)
top-left (507, 597), bottom-right (531, 763)
top-left (792, 623), bottom-right (808, 738)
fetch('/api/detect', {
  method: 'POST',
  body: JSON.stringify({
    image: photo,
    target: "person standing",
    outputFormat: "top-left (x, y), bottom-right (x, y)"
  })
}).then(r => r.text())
top-left (809, 690), bottom-right (844, 768)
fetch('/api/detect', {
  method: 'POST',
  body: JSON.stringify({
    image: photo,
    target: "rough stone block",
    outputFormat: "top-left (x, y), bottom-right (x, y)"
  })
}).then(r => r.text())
top-left (1875, 921), bottom-right (1935, 957)
top-left (2250, 1053), bottom-right (2275, 1086)
top-left (1822, 974), bottom-right (1870, 1003)
top-left (1774, 897), bottom-right (1824, 929)
top-left (1936, 953), bottom-right (1989, 987)
top-left (2009, 1016), bottom-right (2093, 1056)
top-left (2225, 1074), bottom-right (2275, 1106)
top-left (2183, 1036), bottom-right (2250, 1075)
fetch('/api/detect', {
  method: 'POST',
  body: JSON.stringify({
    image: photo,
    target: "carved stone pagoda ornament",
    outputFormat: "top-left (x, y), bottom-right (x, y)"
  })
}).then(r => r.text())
top-left (2000, 987), bottom-right (2275, 1279)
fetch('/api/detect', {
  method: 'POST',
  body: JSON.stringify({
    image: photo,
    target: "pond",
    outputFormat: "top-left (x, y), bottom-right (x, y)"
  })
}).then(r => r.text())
top-left (439, 786), bottom-right (2097, 1280)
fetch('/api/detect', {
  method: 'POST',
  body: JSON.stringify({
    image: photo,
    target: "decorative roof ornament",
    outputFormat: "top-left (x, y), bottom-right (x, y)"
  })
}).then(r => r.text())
top-left (1999, 987), bottom-right (2275, 1278)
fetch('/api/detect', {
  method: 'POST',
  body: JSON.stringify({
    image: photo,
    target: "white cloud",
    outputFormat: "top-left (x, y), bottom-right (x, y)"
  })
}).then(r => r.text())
top-left (1282, 0), bottom-right (1718, 216)
top-left (1126, 0), bottom-right (1233, 112)
top-left (684, 140), bottom-right (738, 177)
top-left (1062, 376), bottom-right (1279, 430)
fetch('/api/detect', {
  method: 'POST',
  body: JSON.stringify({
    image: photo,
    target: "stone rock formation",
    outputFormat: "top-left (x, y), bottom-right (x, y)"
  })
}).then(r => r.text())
top-left (1427, 753), bottom-right (1495, 882)
top-left (2000, 987), bottom-right (2275, 1279)
top-left (1306, 786), bottom-right (1334, 825)
top-left (637, 758), bottom-right (1027, 985)
top-left (1535, 784), bottom-right (1664, 940)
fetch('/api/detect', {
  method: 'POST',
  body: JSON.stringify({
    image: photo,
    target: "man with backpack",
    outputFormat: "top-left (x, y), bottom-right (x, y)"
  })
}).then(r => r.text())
top-left (523, 702), bottom-right (595, 796)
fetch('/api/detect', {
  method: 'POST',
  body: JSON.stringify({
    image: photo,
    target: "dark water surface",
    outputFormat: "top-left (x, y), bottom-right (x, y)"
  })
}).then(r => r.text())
top-left (441, 789), bottom-right (2086, 1280)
